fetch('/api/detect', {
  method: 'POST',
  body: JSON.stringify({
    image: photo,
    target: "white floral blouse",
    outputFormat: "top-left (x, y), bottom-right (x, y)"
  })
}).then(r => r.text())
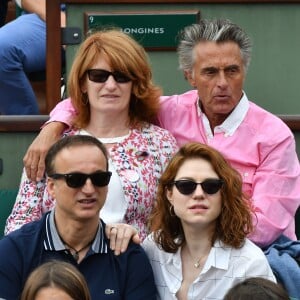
top-left (5, 123), bottom-right (178, 240)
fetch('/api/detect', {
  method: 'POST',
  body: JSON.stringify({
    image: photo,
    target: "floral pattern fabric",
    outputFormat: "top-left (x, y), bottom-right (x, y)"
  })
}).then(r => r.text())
top-left (5, 123), bottom-right (178, 240)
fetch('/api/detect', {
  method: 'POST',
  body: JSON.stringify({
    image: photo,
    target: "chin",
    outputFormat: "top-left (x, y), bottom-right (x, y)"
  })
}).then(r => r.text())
top-left (214, 105), bottom-right (235, 115)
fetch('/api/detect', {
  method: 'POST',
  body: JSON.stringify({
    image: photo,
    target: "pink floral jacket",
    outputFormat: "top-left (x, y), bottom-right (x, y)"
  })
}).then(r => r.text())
top-left (5, 124), bottom-right (178, 240)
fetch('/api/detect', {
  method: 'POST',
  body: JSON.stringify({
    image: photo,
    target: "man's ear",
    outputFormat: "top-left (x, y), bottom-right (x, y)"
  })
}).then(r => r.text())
top-left (47, 177), bottom-right (56, 199)
top-left (185, 70), bottom-right (196, 87)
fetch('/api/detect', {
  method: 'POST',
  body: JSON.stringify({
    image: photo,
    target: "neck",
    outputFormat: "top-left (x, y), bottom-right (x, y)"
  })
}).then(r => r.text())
top-left (205, 111), bottom-right (227, 130)
top-left (54, 211), bottom-right (99, 251)
top-left (181, 223), bottom-right (214, 262)
top-left (199, 101), bottom-right (228, 130)
top-left (85, 121), bottom-right (130, 139)
top-left (182, 236), bottom-right (211, 269)
top-left (60, 235), bottom-right (94, 262)
top-left (185, 234), bottom-right (211, 256)
top-left (87, 111), bottom-right (131, 138)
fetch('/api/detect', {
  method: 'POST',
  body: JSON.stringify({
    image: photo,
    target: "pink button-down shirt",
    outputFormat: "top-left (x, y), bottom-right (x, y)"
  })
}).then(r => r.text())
top-left (159, 90), bottom-right (300, 248)
top-left (48, 90), bottom-right (300, 248)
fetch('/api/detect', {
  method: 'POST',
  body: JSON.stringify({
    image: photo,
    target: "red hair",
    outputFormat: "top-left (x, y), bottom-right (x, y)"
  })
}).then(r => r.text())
top-left (150, 142), bottom-right (254, 252)
top-left (67, 29), bottom-right (161, 128)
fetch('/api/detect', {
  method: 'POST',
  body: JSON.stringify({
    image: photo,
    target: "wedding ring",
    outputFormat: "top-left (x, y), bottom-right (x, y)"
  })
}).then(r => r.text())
top-left (110, 226), bottom-right (117, 232)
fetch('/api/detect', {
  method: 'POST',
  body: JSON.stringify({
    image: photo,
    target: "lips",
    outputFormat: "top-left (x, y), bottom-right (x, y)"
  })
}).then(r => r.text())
top-left (101, 94), bottom-right (118, 98)
top-left (213, 94), bottom-right (230, 100)
top-left (189, 204), bottom-right (208, 210)
top-left (78, 198), bottom-right (96, 204)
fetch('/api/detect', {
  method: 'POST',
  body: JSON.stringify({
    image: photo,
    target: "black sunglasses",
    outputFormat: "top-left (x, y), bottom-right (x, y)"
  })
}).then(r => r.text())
top-left (49, 171), bottom-right (112, 188)
top-left (171, 178), bottom-right (224, 195)
top-left (87, 69), bottom-right (131, 83)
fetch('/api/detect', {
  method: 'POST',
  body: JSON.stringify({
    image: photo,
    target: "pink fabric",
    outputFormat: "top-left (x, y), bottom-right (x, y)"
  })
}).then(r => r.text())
top-left (159, 90), bottom-right (300, 248)
top-left (44, 93), bottom-right (300, 248)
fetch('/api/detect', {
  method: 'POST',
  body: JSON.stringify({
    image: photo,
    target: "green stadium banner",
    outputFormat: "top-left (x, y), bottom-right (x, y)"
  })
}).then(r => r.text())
top-left (85, 10), bottom-right (201, 50)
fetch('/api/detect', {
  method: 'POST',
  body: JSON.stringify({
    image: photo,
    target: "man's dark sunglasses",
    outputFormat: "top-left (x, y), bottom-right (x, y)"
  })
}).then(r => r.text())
top-left (87, 69), bottom-right (131, 83)
top-left (171, 178), bottom-right (224, 195)
top-left (48, 171), bottom-right (112, 188)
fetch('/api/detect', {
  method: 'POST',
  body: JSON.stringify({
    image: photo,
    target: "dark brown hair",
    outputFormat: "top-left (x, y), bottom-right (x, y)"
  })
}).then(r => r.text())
top-left (21, 260), bottom-right (91, 300)
top-left (45, 135), bottom-right (109, 175)
top-left (224, 277), bottom-right (289, 300)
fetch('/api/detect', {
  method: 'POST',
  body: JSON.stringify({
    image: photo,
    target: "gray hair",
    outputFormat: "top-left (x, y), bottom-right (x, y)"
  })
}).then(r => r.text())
top-left (177, 19), bottom-right (252, 73)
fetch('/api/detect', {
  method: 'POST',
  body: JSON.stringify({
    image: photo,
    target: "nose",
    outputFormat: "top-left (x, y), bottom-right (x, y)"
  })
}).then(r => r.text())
top-left (105, 74), bottom-right (118, 88)
top-left (216, 71), bottom-right (228, 89)
top-left (81, 178), bottom-right (96, 194)
top-left (193, 184), bottom-right (205, 196)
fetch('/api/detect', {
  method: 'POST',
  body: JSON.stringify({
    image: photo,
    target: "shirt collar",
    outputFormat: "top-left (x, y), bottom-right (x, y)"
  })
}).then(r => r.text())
top-left (202, 240), bottom-right (231, 272)
top-left (43, 210), bottom-right (108, 254)
top-left (198, 92), bottom-right (249, 138)
top-left (169, 239), bottom-right (231, 271)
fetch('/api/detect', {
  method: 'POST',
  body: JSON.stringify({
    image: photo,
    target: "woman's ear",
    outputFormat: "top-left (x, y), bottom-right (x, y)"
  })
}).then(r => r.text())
top-left (166, 187), bottom-right (174, 205)
top-left (81, 84), bottom-right (87, 94)
top-left (81, 77), bottom-right (87, 94)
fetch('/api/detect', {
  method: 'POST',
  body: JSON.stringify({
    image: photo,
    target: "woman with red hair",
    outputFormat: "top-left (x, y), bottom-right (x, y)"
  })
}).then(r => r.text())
top-left (142, 142), bottom-right (275, 299)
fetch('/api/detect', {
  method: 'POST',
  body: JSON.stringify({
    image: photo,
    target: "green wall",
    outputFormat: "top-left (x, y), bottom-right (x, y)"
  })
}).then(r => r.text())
top-left (0, 133), bottom-right (37, 189)
top-left (66, 3), bottom-right (300, 115)
top-left (1, 3), bottom-right (300, 190)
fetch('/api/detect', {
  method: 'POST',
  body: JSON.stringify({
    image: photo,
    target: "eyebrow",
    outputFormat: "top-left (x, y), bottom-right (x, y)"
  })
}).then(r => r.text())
top-left (201, 66), bottom-right (218, 73)
top-left (201, 64), bottom-right (240, 72)
top-left (224, 64), bottom-right (241, 71)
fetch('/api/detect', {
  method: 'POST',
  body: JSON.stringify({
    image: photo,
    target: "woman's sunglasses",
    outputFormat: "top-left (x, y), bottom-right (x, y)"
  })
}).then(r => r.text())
top-left (48, 171), bottom-right (112, 188)
top-left (87, 69), bottom-right (131, 83)
top-left (171, 178), bottom-right (224, 195)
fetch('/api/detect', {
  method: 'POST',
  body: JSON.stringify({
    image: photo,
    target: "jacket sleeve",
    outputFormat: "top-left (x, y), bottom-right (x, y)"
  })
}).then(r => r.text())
top-left (150, 125), bottom-right (179, 172)
top-left (123, 245), bottom-right (157, 299)
top-left (4, 169), bottom-right (49, 235)
top-left (158, 130), bottom-right (179, 171)
top-left (0, 236), bottom-right (25, 299)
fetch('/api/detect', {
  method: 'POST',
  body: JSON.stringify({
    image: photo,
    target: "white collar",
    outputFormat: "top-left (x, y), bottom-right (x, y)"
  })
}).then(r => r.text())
top-left (79, 128), bottom-right (131, 144)
top-left (168, 239), bottom-right (231, 272)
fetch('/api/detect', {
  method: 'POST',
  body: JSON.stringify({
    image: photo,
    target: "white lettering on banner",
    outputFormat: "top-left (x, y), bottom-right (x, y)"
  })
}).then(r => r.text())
top-left (122, 28), bottom-right (165, 34)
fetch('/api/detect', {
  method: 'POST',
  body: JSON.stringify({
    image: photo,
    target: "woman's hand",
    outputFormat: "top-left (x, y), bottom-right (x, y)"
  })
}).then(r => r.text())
top-left (23, 122), bottom-right (66, 181)
top-left (105, 223), bottom-right (141, 255)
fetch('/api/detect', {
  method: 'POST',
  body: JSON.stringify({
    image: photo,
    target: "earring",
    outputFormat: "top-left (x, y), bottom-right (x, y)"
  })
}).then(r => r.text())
top-left (169, 204), bottom-right (176, 217)
top-left (82, 93), bottom-right (89, 105)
